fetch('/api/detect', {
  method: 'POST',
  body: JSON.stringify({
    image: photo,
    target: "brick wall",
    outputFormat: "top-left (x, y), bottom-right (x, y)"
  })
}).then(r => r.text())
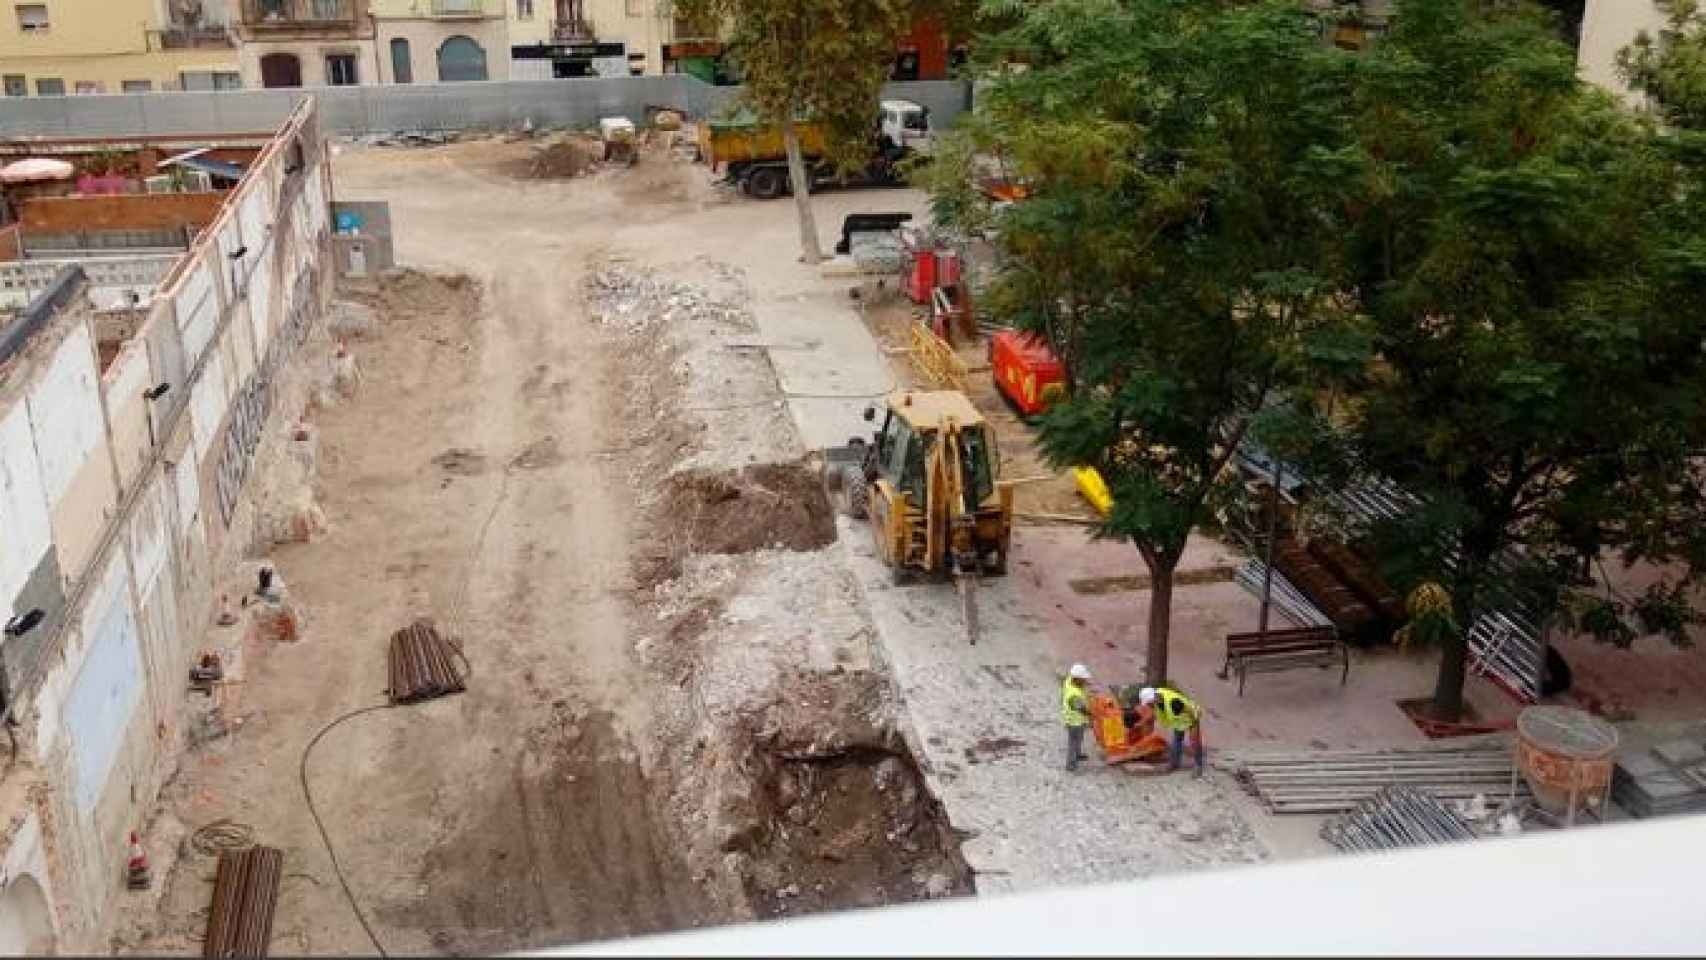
top-left (19, 192), bottom-right (226, 235)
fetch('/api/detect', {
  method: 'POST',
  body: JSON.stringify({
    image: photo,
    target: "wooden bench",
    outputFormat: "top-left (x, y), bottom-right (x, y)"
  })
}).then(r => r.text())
top-left (1220, 626), bottom-right (1348, 696)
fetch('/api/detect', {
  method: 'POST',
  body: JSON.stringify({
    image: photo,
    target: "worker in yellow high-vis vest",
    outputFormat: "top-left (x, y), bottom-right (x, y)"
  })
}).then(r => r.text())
top-left (1139, 685), bottom-right (1205, 777)
top-left (1061, 663), bottom-right (1094, 772)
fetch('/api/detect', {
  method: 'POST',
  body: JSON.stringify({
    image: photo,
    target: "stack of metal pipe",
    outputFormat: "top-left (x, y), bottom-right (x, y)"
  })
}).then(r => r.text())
top-left (1228, 744), bottom-right (1528, 814)
top-left (204, 845), bottom-right (283, 958)
top-left (1322, 785), bottom-right (1478, 852)
top-left (387, 619), bottom-right (466, 705)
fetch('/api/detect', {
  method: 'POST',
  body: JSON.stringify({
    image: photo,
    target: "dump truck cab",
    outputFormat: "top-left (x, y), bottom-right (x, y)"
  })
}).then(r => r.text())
top-left (878, 99), bottom-right (933, 158)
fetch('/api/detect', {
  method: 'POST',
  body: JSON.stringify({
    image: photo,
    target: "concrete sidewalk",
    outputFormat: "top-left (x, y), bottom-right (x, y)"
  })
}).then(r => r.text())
top-left (750, 292), bottom-right (897, 452)
top-left (839, 527), bottom-right (1271, 892)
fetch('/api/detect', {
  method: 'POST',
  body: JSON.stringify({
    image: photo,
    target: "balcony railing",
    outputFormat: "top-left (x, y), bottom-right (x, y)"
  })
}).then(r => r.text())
top-left (551, 17), bottom-right (594, 42)
top-left (154, 26), bottom-right (235, 49)
top-left (240, 0), bottom-right (356, 27)
top-left (431, 0), bottom-right (488, 16)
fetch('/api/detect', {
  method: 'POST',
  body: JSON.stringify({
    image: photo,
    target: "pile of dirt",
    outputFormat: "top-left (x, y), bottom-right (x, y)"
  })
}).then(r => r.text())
top-left (527, 137), bottom-right (602, 179)
top-left (665, 463), bottom-right (835, 555)
top-left (637, 462), bottom-right (835, 588)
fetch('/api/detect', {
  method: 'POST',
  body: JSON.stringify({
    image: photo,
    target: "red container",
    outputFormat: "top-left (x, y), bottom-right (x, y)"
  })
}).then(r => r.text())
top-left (906, 248), bottom-right (937, 304)
top-left (991, 329), bottom-right (1064, 416)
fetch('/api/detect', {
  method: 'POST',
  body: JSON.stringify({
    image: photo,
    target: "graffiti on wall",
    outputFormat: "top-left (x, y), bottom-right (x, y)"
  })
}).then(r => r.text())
top-left (212, 253), bottom-right (324, 529)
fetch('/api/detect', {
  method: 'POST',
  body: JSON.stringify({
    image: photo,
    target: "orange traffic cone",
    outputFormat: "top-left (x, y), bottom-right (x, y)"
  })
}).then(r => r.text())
top-left (127, 832), bottom-right (151, 890)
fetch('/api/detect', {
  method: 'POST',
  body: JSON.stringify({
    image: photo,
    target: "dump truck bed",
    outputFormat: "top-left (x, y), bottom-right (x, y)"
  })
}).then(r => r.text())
top-left (700, 118), bottom-right (830, 168)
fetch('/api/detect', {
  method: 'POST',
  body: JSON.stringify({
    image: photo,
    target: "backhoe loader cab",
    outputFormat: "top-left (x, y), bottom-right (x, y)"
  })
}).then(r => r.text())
top-left (838, 391), bottom-right (1014, 597)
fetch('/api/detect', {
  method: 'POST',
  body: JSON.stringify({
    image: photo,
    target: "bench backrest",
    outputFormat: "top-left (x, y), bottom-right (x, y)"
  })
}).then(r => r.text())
top-left (1226, 627), bottom-right (1337, 653)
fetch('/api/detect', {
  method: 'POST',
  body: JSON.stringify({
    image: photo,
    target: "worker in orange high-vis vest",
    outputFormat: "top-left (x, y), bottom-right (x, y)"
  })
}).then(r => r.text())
top-left (1140, 685), bottom-right (1205, 778)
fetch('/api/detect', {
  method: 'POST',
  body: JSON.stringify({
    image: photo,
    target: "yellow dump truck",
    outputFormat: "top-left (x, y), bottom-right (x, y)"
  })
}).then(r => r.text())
top-left (698, 100), bottom-right (933, 199)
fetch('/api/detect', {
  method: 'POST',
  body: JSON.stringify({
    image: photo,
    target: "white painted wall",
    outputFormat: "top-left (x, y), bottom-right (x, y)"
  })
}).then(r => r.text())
top-left (0, 404), bottom-right (54, 627)
top-left (63, 553), bottom-right (144, 815)
top-left (25, 324), bottom-right (106, 509)
top-left (1580, 0), bottom-right (1670, 102)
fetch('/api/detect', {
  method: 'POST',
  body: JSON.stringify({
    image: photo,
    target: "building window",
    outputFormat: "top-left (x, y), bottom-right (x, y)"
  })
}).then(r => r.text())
top-left (122, 80), bottom-right (153, 93)
top-left (14, 3), bottom-right (47, 32)
top-left (390, 38), bottom-right (413, 84)
top-left (35, 77), bottom-right (63, 95)
top-left (2, 75), bottom-right (24, 96)
top-left (325, 53), bottom-right (359, 86)
top-left (516, 0), bottom-right (533, 17)
top-left (73, 81), bottom-right (104, 95)
top-left (436, 36), bottom-right (487, 82)
top-left (213, 71), bottom-right (242, 90)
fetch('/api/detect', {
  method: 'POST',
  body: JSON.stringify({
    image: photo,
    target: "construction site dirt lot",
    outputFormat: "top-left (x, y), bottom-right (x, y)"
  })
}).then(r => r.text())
top-left (111, 135), bottom-right (1600, 956)
top-left (110, 140), bottom-right (974, 956)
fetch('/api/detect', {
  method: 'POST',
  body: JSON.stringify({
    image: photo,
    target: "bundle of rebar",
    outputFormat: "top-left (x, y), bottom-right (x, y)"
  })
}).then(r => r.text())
top-left (1322, 785), bottom-right (1478, 852)
top-left (1228, 744), bottom-right (1528, 814)
top-left (203, 844), bottom-right (282, 958)
top-left (387, 619), bottom-right (465, 705)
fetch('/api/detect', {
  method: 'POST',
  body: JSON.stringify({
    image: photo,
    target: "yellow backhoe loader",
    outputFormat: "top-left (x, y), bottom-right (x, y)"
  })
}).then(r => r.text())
top-left (829, 390), bottom-right (1014, 644)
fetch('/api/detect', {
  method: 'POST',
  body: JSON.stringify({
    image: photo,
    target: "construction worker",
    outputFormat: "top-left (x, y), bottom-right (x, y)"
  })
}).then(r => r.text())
top-left (1139, 685), bottom-right (1205, 777)
top-left (1062, 664), bottom-right (1093, 772)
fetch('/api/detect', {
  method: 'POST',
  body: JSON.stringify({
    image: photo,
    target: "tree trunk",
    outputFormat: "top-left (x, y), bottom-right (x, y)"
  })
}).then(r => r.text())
top-left (1143, 554), bottom-right (1177, 687)
top-left (1430, 581), bottom-right (1478, 722)
top-left (1430, 629), bottom-right (1469, 722)
top-left (780, 116), bottom-right (822, 264)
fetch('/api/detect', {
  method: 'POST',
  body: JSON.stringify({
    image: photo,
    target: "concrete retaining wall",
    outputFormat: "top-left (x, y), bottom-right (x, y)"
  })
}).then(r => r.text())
top-left (0, 99), bottom-right (335, 954)
top-left (0, 77), bottom-right (972, 139)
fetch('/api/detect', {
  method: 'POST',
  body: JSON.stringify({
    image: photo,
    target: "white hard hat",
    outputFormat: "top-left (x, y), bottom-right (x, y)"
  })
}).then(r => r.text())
top-left (1068, 663), bottom-right (1091, 680)
top-left (1138, 686), bottom-right (1157, 705)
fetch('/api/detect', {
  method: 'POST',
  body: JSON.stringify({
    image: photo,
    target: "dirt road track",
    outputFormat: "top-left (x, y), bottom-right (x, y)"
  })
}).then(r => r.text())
top-left (114, 146), bottom-right (722, 956)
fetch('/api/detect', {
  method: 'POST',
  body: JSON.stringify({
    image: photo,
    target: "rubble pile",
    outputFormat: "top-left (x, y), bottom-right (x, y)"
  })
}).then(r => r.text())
top-left (587, 264), bottom-right (751, 336)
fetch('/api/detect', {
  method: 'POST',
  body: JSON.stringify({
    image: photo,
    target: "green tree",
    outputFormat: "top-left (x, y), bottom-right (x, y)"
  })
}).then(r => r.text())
top-left (1338, 0), bottom-right (1706, 719)
top-left (676, 0), bottom-right (916, 262)
top-left (924, 0), bottom-right (1367, 685)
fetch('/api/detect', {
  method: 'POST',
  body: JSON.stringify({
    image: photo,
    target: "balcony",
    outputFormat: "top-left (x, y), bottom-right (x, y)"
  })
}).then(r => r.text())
top-left (431, 0), bottom-right (490, 17)
top-left (154, 26), bottom-right (235, 49)
top-left (240, 0), bottom-right (357, 28)
top-left (551, 17), bottom-right (595, 42)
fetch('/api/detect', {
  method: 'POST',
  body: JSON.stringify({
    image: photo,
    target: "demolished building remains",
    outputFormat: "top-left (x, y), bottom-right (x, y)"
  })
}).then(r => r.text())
top-left (0, 99), bottom-right (334, 954)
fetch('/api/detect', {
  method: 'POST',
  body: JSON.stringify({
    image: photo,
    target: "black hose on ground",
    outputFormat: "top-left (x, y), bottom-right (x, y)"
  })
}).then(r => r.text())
top-left (299, 702), bottom-right (394, 958)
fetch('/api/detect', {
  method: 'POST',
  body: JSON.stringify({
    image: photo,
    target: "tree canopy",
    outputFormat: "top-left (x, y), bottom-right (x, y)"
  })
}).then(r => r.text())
top-left (930, 0), bottom-right (1706, 713)
top-left (923, 0), bottom-right (1369, 685)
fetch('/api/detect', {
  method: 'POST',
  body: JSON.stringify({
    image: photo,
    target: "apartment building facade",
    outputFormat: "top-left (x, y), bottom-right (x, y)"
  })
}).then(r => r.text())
top-left (0, 0), bottom-right (240, 96)
top-left (370, 0), bottom-right (511, 83)
top-left (232, 0), bottom-right (377, 87)
top-left (508, 0), bottom-right (693, 78)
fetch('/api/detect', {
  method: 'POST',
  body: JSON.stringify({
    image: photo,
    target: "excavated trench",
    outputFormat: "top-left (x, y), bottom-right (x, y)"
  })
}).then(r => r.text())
top-left (633, 461), bottom-right (973, 924)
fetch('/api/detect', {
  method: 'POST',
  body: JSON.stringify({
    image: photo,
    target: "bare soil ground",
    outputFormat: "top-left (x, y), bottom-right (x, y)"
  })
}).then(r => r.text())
top-left (113, 138), bottom-right (967, 956)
